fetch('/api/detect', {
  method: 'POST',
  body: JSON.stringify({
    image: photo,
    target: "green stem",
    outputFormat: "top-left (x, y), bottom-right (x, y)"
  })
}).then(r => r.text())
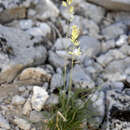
top-left (67, 55), bottom-right (74, 104)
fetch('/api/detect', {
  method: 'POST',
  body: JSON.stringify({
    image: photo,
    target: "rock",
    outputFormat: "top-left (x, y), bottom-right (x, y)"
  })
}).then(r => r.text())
top-left (88, 91), bottom-right (105, 129)
top-left (106, 89), bottom-right (130, 129)
top-left (39, 23), bottom-right (51, 37)
top-left (0, 0), bottom-right (39, 23)
top-left (12, 95), bottom-right (25, 105)
top-left (115, 35), bottom-right (128, 47)
top-left (125, 68), bottom-right (130, 75)
top-left (26, 23), bottom-right (51, 37)
top-left (101, 40), bottom-right (115, 53)
top-left (28, 9), bottom-right (36, 18)
top-left (127, 76), bottom-right (130, 84)
top-left (15, 67), bottom-right (51, 86)
top-left (54, 38), bottom-right (72, 50)
top-left (0, 7), bottom-right (26, 24)
top-left (36, 0), bottom-right (59, 20)
top-left (45, 94), bottom-right (59, 105)
top-left (50, 74), bottom-right (64, 92)
top-left (0, 114), bottom-right (10, 129)
top-left (48, 51), bottom-right (69, 68)
top-left (88, 0), bottom-right (130, 11)
top-left (102, 23), bottom-right (127, 40)
top-left (0, 25), bottom-right (47, 84)
top-left (31, 86), bottom-right (49, 111)
top-left (72, 0), bottom-right (105, 23)
top-left (120, 45), bottom-right (130, 56)
top-left (14, 117), bottom-right (31, 130)
top-left (23, 98), bottom-right (32, 115)
top-left (103, 72), bottom-right (126, 82)
top-left (71, 65), bottom-right (95, 89)
top-left (19, 19), bottom-right (33, 30)
top-left (79, 36), bottom-right (101, 57)
top-left (83, 2), bottom-right (105, 23)
top-left (111, 82), bottom-right (124, 92)
top-left (105, 58), bottom-right (130, 73)
top-left (97, 49), bottom-right (126, 66)
top-left (29, 111), bottom-right (45, 123)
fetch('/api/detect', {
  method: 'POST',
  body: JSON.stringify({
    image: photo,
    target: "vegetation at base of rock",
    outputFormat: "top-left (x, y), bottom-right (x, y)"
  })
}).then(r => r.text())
top-left (43, 88), bottom-right (96, 130)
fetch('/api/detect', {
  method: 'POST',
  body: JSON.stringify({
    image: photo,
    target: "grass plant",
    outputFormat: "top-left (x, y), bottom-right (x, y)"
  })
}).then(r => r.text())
top-left (43, 0), bottom-right (97, 129)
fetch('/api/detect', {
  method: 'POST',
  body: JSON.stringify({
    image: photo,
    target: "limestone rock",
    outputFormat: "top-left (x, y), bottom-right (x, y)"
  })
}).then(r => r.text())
top-left (0, 25), bottom-right (47, 83)
top-left (15, 67), bottom-right (51, 86)
top-left (36, 0), bottom-right (59, 20)
top-left (31, 86), bottom-right (49, 111)
top-left (12, 95), bottom-right (25, 105)
top-left (88, 0), bottom-right (130, 11)
top-left (0, 114), bottom-right (10, 129)
top-left (14, 117), bottom-right (31, 130)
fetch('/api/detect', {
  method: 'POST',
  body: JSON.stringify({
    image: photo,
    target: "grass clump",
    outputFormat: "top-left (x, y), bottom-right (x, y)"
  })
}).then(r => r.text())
top-left (43, 0), bottom-right (98, 129)
top-left (45, 88), bottom-right (95, 130)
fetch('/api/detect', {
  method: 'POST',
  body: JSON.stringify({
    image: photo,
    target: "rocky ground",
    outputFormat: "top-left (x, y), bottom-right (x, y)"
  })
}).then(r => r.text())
top-left (0, 0), bottom-right (130, 129)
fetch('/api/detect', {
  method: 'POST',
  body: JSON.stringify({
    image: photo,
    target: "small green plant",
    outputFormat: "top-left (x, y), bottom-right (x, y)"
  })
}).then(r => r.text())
top-left (45, 88), bottom-right (96, 130)
top-left (43, 0), bottom-right (97, 129)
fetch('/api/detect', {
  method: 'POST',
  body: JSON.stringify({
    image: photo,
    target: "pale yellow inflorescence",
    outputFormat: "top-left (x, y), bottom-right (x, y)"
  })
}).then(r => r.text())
top-left (62, 0), bottom-right (81, 56)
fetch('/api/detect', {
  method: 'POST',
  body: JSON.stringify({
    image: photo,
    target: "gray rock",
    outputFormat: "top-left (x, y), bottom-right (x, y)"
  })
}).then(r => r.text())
top-left (105, 58), bottom-right (130, 73)
top-left (73, 0), bottom-right (105, 23)
top-left (115, 35), bottom-right (128, 47)
top-left (127, 76), bottom-right (130, 84)
top-left (101, 40), bottom-right (115, 53)
top-left (19, 19), bottom-right (33, 30)
top-left (120, 45), bottom-right (130, 56)
top-left (45, 94), bottom-right (59, 105)
top-left (0, 0), bottom-right (39, 23)
top-left (79, 36), bottom-right (101, 57)
top-left (12, 95), bottom-right (25, 105)
top-left (29, 111), bottom-right (45, 123)
top-left (14, 117), bottom-right (31, 130)
top-left (83, 2), bottom-right (105, 23)
top-left (106, 89), bottom-right (130, 129)
top-left (36, 0), bottom-right (59, 20)
top-left (71, 65), bottom-right (95, 89)
top-left (111, 82), bottom-right (124, 91)
top-left (50, 73), bottom-right (64, 92)
top-left (31, 86), bottom-right (49, 111)
top-left (23, 98), bottom-right (32, 115)
top-left (0, 114), bottom-right (10, 129)
top-left (102, 23), bottom-right (127, 40)
top-left (88, 0), bottom-right (130, 11)
top-left (97, 49), bottom-right (126, 65)
top-left (48, 51), bottom-right (69, 68)
top-left (0, 25), bottom-right (47, 84)
top-left (88, 91), bottom-right (105, 129)
top-left (54, 38), bottom-right (72, 50)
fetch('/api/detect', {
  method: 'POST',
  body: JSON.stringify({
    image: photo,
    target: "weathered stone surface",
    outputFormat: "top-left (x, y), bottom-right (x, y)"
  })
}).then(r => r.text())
top-left (12, 95), bottom-right (25, 105)
top-left (79, 36), bottom-right (101, 57)
top-left (31, 86), bottom-right (49, 111)
top-left (0, 114), bottom-right (10, 129)
top-left (50, 73), bottom-right (64, 92)
top-left (72, 0), bottom-right (105, 23)
top-left (0, 25), bottom-right (47, 84)
top-left (0, 7), bottom-right (26, 24)
top-left (23, 98), bottom-right (32, 116)
top-left (48, 51), bottom-right (69, 68)
top-left (88, 0), bottom-right (130, 11)
top-left (102, 23), bottom-right (127, 40)
top-left (15, 67), bottom-right (51, 86)
top-left (14, 117), bottom-right (31, 130)
top-left (71, 65), bottom-right (95, 89)
top-left (36, 0), bottom-right (59, 20)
